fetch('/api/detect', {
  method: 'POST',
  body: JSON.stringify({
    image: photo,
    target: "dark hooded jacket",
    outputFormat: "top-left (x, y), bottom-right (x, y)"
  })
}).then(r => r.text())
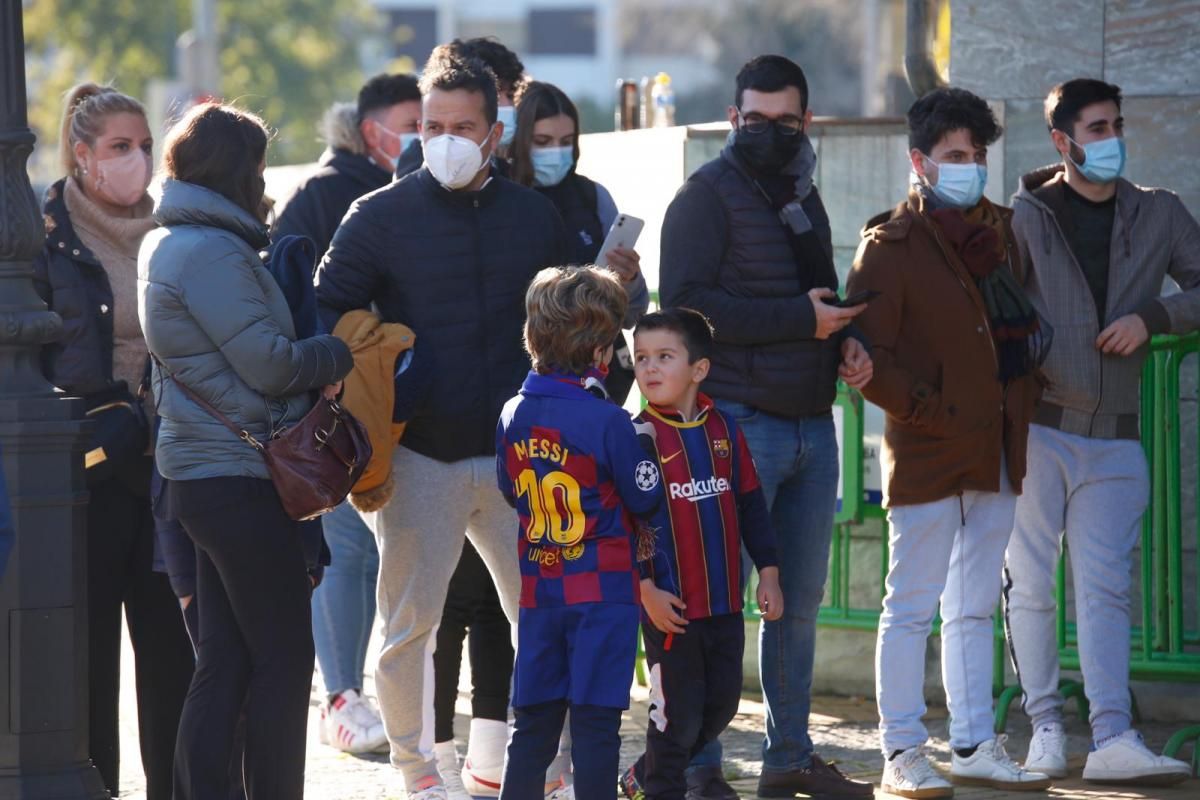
top-left (273, 104), bottom-right (394, 262)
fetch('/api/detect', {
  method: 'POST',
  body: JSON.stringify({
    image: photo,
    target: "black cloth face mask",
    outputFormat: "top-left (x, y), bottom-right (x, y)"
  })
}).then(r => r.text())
top-left (733, 121), bottom-right (805, 174)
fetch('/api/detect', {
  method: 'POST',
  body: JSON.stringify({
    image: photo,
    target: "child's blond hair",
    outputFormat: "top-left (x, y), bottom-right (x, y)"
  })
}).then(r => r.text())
top-left (524, 266), bottom-right (627, 374)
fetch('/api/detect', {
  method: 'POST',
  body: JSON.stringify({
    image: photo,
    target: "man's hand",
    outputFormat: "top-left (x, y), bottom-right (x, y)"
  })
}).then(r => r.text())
top-left (605, 247), bottom-right (641, 283)
top-left (810, 288), bottom-right (865, 340)
top-left (755, 567), bottom-right (784, 622)
top-left (1097, 314), bottom-right (1149, 356)
top-left (839, 337), bottom-right (874, 390)
top-left (640, 578), bottom-right (688, 634)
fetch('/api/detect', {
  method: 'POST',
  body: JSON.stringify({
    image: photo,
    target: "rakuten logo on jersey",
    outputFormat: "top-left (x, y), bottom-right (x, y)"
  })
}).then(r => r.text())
top-left (668, 476), bottom-right (732, 502)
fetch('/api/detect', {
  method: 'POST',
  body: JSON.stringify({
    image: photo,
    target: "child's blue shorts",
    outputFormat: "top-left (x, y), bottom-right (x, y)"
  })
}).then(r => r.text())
top-left (513, 602), bottom-right (640, 710)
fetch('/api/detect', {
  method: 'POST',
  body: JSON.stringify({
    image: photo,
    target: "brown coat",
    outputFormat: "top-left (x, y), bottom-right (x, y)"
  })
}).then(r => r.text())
top-left (846, 192), bottom-right (1041, 507)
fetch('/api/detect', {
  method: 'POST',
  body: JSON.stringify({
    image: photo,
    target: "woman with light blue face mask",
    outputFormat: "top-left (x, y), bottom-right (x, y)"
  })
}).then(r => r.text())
top-left (509, 81), bottom-right (650, 406)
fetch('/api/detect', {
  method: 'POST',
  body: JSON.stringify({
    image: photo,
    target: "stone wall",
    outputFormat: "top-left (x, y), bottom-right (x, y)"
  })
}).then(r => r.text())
top-left (950, 0), bottom-right (1200, 215)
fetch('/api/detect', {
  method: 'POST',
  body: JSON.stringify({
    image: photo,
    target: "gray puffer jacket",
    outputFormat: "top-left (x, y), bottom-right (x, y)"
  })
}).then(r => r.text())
top-left (139, 179), bottom-right (353, 480)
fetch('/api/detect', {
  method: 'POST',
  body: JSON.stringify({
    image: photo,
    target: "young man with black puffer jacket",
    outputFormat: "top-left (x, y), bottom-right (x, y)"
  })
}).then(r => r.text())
top-left (315, 55), bottom-right (568, 800)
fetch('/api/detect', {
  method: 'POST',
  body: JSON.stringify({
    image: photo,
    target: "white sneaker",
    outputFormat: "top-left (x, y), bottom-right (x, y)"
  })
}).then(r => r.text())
top-left (1024, 722), bottom-right (1068, 778)
top-left (1083, 730), bottom-right (1191, 786)
top-left (383, 773), bottom-right (444, 800)
top-left (462, 718), bottom-right (507, 796)
top-left (952, 735), bottom-right (1051, 791)
top-left (319, 689), bottom-right (388, 754)
top-left (434, 741), bottom-right (472, 800)
top-left (881, 746), bottom-right (954, 799)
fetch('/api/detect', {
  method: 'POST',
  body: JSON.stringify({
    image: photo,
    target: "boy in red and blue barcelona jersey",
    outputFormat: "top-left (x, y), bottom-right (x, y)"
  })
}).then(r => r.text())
top-left (496, 267), bottom-right (664, 800)
top-left (622, 308), bottom-right (783, 800)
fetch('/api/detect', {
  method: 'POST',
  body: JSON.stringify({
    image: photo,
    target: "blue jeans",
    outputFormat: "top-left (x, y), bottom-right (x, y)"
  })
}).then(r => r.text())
top-left (692, 401), bottom-right (838, 773)
top-left (312, 502), bottom-right (380, 695)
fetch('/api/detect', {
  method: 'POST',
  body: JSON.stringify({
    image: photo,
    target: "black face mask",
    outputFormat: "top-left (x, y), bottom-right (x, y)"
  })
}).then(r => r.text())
top-left (733, 123), bottom-right (805, 174)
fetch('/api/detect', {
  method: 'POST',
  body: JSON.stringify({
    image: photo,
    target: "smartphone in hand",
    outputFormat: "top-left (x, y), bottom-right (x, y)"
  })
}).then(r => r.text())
top-left (833, 289), bottom-right (881, 309)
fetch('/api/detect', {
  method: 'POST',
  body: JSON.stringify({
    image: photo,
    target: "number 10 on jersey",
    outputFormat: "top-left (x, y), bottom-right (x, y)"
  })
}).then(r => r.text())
top-left (516, 469), bottom-right (585, 547)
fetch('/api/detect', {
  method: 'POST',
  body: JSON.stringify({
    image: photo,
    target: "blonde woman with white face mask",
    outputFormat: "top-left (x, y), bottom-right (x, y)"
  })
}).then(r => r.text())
top-left (32, 82), bottom-right (195, 800)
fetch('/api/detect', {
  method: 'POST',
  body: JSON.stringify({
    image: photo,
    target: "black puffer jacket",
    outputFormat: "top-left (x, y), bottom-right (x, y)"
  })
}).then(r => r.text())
top-left (274, 148), bottom-right (392, 262)
top-left (32, 178), bottom-right (121, 395)
top-left (660, 145), bottom-right (843, 418)
top-left (315, 166), bottom-right (569, 462)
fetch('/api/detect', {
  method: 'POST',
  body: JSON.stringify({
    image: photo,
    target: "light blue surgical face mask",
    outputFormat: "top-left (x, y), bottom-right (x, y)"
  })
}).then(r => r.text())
top-left (497, 106), bottom-right (517, 147)
top-left (924, 156), bottom-right (987, 209)
top-left (374, 122), bottom-right (421, 172)
top-left (384, 133), bottom-right (421, 172)
top-left (531, 145), bottom-right (574, 187)
top-left (1067, 134), bottom-right (1126, 184)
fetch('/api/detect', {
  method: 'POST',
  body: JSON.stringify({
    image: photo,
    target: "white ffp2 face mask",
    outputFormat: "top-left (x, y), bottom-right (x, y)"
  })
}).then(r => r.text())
top-left (423, 127), bottom-right (494, 190)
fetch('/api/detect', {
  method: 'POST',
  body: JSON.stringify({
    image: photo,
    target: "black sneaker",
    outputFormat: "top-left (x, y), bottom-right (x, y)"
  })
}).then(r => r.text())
top-left (685, 763), bottom-right (740, 799)
top-left (620, 763), bottom-right (645, 800)
top-left (757, 755), bottom-right (874, 798)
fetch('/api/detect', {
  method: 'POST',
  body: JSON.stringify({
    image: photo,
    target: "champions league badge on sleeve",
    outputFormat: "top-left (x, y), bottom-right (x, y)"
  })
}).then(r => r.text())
top-left (635, 460), bottom-right (660, 491)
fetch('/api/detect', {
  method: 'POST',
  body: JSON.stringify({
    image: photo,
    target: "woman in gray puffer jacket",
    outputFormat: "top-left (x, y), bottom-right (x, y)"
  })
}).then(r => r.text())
top-left (138, 103), bottom-right (353, 800)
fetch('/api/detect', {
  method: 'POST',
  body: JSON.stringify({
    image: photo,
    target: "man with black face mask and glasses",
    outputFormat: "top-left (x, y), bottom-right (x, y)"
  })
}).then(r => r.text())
top-left (656, 54), bottom-right (873, 800)
top-left (316, 54), bottom-right (568, 800)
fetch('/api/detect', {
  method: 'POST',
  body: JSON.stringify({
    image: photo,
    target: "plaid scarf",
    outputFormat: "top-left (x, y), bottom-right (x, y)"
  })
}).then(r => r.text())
top-left (922, 191), bottom-right (1050, 382)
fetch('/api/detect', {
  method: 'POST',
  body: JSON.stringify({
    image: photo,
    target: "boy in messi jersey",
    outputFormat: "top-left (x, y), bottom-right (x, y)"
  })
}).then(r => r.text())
top-left (622, 308), bottom-right (784, 800)
top-left (496, 266), bottom-right (665, 800)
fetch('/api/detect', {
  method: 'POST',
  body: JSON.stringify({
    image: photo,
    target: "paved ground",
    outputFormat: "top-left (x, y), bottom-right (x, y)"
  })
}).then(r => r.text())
top-left (116, 627), bottom-right (1198, 799)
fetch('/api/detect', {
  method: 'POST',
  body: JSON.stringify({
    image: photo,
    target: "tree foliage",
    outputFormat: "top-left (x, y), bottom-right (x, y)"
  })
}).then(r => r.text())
top-left (23, 0), bottom-right (373, 180)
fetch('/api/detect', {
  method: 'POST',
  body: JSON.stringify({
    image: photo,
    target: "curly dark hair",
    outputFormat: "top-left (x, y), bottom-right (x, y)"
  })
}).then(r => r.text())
top-left (356, 73), bottom-right (421, 122)
top-left (907, 87), bottom-right (1002, 154)
top-left (418, 55), bottom-right (499, 126)
top-left (1044, 78), bottom-right (1122, 136)
top-left (431, 37), bottom-right (525, 99)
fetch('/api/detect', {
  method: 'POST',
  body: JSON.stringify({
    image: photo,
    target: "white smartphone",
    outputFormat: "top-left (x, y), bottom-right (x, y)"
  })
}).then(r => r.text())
top-left (597, 213), bottom-right (645, 268)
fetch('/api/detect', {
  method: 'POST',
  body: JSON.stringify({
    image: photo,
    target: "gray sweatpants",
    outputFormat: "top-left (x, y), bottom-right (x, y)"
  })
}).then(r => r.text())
top-left (366, 445), bottom-right (521, 789)
top-left (1004, 423), bottom-right (1149, 743)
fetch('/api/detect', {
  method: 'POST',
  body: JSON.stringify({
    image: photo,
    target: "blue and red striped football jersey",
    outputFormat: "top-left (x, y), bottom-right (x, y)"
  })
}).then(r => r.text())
top-left (636, 395), bottom-right (778, 619)
top-left (496, 371), bottom-right (663, 608)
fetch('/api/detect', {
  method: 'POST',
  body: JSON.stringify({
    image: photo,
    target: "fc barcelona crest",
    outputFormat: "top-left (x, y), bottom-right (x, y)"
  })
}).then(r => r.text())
top-left (712, 438), bottom-right (731, 458)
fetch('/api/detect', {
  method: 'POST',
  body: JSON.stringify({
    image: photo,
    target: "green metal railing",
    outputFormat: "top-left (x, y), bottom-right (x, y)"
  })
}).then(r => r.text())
top-left (813, 334), bottom-right (1200, 770)
top-left (633, 297), bottom-right (1198, 769)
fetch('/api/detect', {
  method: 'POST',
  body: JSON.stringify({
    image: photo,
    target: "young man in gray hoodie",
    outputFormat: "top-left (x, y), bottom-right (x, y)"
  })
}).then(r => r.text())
top-left (1005, 78), bottom-right (1200, 786)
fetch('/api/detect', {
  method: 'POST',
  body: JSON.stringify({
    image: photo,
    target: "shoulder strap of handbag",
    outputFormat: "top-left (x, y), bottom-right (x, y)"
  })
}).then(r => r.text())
top-left (151, 357), bottom-right (266, 451)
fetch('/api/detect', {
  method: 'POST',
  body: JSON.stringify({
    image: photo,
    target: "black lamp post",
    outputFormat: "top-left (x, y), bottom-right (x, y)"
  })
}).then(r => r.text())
top-left (0, 1), bottom-right (107, 796)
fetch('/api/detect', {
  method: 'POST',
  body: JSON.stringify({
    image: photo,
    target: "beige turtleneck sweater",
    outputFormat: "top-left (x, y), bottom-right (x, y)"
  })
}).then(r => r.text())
top-left (63, 177), bottom-right (157, 392)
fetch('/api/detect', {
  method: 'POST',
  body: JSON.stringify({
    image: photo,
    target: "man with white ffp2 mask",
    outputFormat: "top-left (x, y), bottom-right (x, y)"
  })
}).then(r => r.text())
top-left (394, 36), bottom-right (526, 181)
top-left (315, 55), bottom-right (569, 800)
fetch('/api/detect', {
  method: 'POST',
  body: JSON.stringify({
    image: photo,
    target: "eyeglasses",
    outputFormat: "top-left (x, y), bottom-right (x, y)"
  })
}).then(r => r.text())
top-left (737, 110), bottom-right (804, 136)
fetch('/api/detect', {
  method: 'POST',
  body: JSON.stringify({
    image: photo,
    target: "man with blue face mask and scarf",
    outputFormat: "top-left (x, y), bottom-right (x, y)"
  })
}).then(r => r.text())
top-left (847, 87), bottom-right (1051, 798)
top-left (1004, 79), bottom-right (1200, 787)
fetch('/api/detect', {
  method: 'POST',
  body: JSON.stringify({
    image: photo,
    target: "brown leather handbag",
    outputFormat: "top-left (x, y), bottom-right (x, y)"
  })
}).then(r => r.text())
top-left (162, 367), bottom-right (372, 521)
